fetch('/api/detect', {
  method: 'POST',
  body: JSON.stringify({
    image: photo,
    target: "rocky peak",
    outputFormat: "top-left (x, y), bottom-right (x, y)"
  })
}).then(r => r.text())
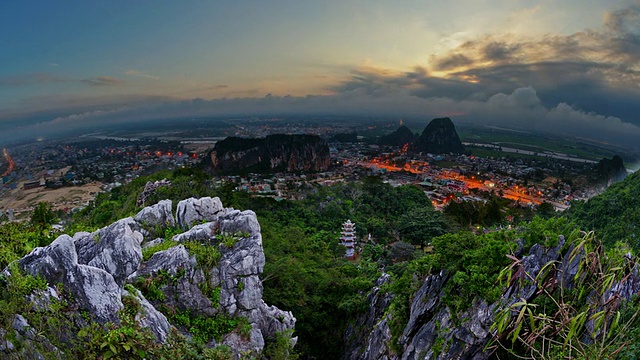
top-left (2, 197), bottom-right (295, 359)
top-left (413, 117), bottom-right (465, 154)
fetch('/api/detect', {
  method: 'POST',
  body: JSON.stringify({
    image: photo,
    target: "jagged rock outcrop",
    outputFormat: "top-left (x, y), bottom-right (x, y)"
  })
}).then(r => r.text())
top-left (18, 234), bottom-right (124, 324)
top-left (137, 179), bottom-right (172, 206)
top-left (343, 273), bottom-right (394, 360)
top-left (135, 199), bottom-right (175, 228)
top-left (2, 197), bottom-right (295, 359)
top-left (378, 125), bottom-right (417, 147)
top-left (176, 196), bottom-right (224, 229)
top-left (413, 118), bottom-right (464, 154)
top-left (209, 134), bottom-right (331, 173)
top-left (344, 235), bottom-right (639, 360)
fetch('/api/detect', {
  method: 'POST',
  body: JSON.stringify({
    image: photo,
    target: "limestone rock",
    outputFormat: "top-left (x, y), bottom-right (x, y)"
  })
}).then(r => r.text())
top-left (84, 218), bottom-right (143, 286)
top-left (5, 198), bottom-right (295, 358)
top-left (135, 199), bottom-right (175, 228)
top-left (69, 264), bottom-right (124, 323)
top-left (173, 222), bottom-right (217, 242)
top-left (125, 288), bottom-right (172, 342)
top-left (343, 273), bottom-right (394, 360)
top-left (221, 325), bottom-right (264, 358)
top-left (344, 235), bottom-right (639, 360)
top-left (19, 235), bottom-right (78, 285)
top-left (130, 245), bottom-right (214, 315)
top-left (176, 197), bottom-right (224, 229)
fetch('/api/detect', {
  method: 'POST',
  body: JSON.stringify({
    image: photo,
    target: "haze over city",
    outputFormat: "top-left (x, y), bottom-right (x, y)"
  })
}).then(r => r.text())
top-left (1, 1), bottom-right (640, 146)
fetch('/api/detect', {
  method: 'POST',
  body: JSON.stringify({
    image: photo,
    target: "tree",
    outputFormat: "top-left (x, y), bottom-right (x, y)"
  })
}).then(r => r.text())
top-left (537, 202), bottom-right (555, 219)
top-left (398, 207), bottom-right (448, 247)
top-left (31, 202), bottom-right (55, 228)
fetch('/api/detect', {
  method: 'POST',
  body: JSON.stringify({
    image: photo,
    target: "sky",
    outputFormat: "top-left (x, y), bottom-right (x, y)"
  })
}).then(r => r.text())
top-left (1, 1), bottom-right (640, 147)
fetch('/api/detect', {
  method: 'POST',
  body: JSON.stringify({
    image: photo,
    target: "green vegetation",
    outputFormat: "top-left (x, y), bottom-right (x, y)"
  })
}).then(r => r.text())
top-left (199, 282), bottom-right (221, 307)
top-left (458, 127), bottom-right (626, 161)
top-left (263, 330), bottom-right (299, 360)
top-left (142, 239), bottom-right (180, 261)
top-left (135, 268), bottom-right (185, 302)
top-left (0, 220), bottom-right (58, 269)
top-left (183, 240), bottom-right (222, 270)
top-left (159, 306), bottom-right (250, 345)
top-left (3, 164), bottom-right (640, 359)
top-left (491, 232), bottom-right (640, 359)
top-left (568, 171), bottom-right (640, 250)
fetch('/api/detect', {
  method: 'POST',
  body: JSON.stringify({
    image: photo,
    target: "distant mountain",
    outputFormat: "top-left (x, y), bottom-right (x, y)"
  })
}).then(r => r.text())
top-left (413, 117), bottom-right (465, 154)
top-left (596, 155), bottom-right (627, 184)
top-left (378, 125), bottom-right (417, 146)
top-left (209, 134), bottom-right (330, 173)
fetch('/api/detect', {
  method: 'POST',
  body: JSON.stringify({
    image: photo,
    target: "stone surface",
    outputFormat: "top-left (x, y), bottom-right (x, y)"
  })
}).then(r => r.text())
top-left (5, 199), bottom-right (295, 359)
top-left (125, 288), bottom-right (172, 342)
top-left (86, 218), bottom-right (144, 286)
top-left (135, 199), bottom-right (175, 228)
top-left (342, 273), bottom-right (394, 360)
top-left (176, 197), bottom-right (224, 229)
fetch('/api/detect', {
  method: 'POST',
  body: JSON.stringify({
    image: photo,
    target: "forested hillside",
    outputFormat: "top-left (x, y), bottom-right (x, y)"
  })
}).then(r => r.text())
top-left (2, 168), bottom-right (640, 359)
top-left (568, 170), bottom-right (640, 249)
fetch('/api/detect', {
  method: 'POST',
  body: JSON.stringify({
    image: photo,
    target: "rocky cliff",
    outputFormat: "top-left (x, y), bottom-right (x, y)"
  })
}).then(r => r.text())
top-left (1, 198), bottom-right (295, 359)
top-left (344, 235), bottom-right (640, 359)
top-left (210, 134), bottom-right (331, 173)
top-left (413, 118), bottom-right (465, 155)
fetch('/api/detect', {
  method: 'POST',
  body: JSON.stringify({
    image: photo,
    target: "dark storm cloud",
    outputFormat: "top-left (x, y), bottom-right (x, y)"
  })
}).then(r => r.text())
top-left (432, 53), bottom-right (473, 71)
top-left (481, 41), bottom-right (521, 62)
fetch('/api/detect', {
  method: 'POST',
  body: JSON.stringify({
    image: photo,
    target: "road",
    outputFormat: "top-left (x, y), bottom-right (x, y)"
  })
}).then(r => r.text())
top-left (1, 148), bottom-right (15, 177)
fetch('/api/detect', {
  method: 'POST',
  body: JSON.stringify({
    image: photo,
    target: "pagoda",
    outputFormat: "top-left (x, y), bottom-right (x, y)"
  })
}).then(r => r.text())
top-left (340, 220), bottom-right (357, 259)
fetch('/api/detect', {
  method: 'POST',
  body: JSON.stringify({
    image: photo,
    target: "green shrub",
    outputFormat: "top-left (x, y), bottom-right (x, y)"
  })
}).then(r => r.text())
top-left (142, 240), bottom-right (180, 261)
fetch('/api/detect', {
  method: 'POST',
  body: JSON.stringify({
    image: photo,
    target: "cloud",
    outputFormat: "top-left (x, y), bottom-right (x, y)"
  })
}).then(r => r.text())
top-left (3, 3), bottom-right (640, 151)
top-left (332, 2), bottom-right (640, 125)
top-left (81, 76), bottom-right (125, 86)
top-left (0, 73), bottom-right (66, 87)
top-left (125, 69), bottom-right (159, 80)
top-left (3, 84), bottom-right (639, 150)
top-left (432, 53), bottom-right (474, 71)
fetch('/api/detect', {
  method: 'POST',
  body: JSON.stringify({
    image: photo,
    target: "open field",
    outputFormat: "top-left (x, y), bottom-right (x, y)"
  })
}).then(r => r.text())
top-left (0, 182), bottom-right (103, 218)
top-left (457, 126), bottom-right (635, 162)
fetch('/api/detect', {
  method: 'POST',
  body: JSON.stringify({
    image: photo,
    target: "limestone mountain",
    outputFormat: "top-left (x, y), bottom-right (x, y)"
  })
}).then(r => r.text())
top-left (378, 125), bottom-right (417, 147)
top-left (413, 117), bottom-right (465, 154)
top-left (596, 155), bottom-right (627, 184)
top-left (209, 134), bottom-right (330, 173)
top-left (0, 197), bottom-right (295, 359)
